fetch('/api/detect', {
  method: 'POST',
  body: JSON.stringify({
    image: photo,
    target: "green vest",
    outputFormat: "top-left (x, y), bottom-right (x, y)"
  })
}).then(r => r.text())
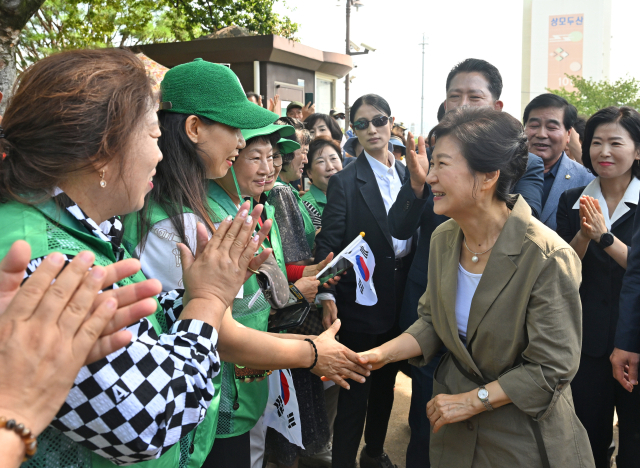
top-left (300, 184), bottom-right (327, 217)
top-left (205, 181), bottom-right (270, 438)
top-left (275, 178), bottom-right (316, 250)
top-left (0, 200), bottom-right (199, 468)
top-left (122, 203), bottom-right (223, 468)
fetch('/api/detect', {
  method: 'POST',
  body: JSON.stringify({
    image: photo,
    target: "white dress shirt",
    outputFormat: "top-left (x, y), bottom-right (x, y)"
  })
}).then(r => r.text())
top-left (364, 150), bottom-right (413, 258)
top-left (571, 176), bottom-right (640, 229)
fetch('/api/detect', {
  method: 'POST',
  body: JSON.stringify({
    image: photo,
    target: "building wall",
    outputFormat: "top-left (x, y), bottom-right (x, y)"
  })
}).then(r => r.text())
top-left (522, 0), bottom-right (612, 115)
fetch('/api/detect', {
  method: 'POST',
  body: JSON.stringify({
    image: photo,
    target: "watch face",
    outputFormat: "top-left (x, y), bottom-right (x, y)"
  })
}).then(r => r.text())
top-left (478, 388), bottom-right (489, 400)
top-left (600, 232), bottom-right (614, 248)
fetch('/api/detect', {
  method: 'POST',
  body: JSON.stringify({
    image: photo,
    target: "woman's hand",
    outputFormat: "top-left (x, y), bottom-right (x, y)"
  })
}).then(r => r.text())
top-left (0, 241), bottom-right (162, 365)
top-left (0, 244), bottom-right (139, 437)
top-left (178, 201), bottom-right (272, 310)
top-left (427, 391), bottom-right (483, 433)
top-left (302, 252), bottom-right (344, 288)
top-left (357, 347), bottom-right (389, 371)
top-left (321, 299), bottom-right (338, 329)
top-left (293, 276), bottom-right (321, 303)
top-left (311, 319), bottom-right (371, 389)
top-left (580, 196), bottom-right (608, 241)
top-left (406, 132), bottom-right (429, 198)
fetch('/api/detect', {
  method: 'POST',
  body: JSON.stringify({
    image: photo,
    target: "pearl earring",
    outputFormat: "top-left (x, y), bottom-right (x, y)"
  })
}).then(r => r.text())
top-left (100, 170), bottom-right (107, 188)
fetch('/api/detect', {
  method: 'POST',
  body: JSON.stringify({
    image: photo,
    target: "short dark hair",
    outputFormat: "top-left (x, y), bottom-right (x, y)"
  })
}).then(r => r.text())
top-left (246, 91), bottom-right (260, 101)
top-left (428, 107), bottom-right (528, 207)
top-left (582, 106), bottom-right (640, 179)
top-left (573, 116), bottom-right (587, 143)
top-left (305, 113), bottom-right (344, 141)
top-left (445, 58), bottom-right (503, 101)
top-left (350, 94), bottom-right (392, 123)
top-left (305, 137), bottom-right (343, 181)
top-left (523, 93), bottom-right (577, 131)
top-left (437, 102), bottom-right (446, 122)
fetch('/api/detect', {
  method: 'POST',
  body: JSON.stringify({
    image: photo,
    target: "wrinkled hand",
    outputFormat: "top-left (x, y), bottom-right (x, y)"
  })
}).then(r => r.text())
top-left (580, 196), bottom-right (607, 241)
top-left (178, 201), bottom-right (272, 309)
top-left (611, 347), bottom-right (640, 392)
top-left (321, 299), bottom-right (338, 329)
top-left (302, 102), bottom-right (315, 120)
top-left (294, 276), bottom-right (321, 303)
top-left (406, 132), bottom-right (429, 197)
top-left (0, 244), bottom-right (140, 436)
top-left (0, 241), bottom-right (162, 365)
top-left (427, 391), bottom-right (482, 433)
top-left (311, 319), bottom-right (371, 389)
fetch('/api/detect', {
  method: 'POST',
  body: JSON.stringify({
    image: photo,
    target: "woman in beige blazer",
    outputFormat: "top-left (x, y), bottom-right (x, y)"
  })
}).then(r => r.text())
top-left (362, 107), bottom-right (594, 467)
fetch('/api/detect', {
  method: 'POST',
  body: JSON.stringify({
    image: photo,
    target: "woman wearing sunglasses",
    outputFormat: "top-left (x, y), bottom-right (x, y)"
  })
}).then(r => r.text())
top-left (314, 94), bottom-right (413, 468)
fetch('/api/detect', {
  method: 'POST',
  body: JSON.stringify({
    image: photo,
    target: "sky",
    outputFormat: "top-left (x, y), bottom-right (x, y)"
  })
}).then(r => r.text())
top-left (274, 0), bottom-right (640, 136)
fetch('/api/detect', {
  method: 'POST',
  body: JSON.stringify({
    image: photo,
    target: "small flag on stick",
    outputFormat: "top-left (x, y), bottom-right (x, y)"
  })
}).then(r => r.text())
top-left (315, 232), bottom-right (377, 306)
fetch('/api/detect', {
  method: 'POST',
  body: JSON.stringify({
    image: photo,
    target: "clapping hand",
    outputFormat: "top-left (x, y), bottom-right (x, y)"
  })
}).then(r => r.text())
top-left (178, 201), bottom-right (272, 310)
top-left (0, 241), bottom-right (161, 436)
top-left (406, 132), bottom-right (430, 198)
top-left (0, 240), bottom-right (162, 365)
top-left (579, 196), bottom-right (607, 241)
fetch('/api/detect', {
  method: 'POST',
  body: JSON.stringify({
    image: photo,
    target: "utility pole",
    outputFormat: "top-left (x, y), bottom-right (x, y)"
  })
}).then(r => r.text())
top-left (345, 0), bottom-right (351, 133)
top-left (344, 0), bottom-right (368, 133)
top-left (419, 34), bottom-right (428, 137)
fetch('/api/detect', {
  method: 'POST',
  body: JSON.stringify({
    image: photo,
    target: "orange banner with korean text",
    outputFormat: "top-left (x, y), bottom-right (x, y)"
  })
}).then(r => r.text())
top-left (548, 14), bottom-right (584, 92)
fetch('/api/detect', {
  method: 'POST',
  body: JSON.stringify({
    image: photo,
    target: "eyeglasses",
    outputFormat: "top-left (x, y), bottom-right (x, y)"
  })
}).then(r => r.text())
top-left (353, 115), bottom-right (389, 131)
top-left (272, 154), bottom-right (282, 167)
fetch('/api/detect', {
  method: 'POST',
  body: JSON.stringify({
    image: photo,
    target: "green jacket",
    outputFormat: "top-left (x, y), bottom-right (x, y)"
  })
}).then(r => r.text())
top-left (300, 184), bottom-right (327, 216)
top-left (205, 181), bottom-right (270, 438)
top-left (0, 199), bottom-right (203, 468)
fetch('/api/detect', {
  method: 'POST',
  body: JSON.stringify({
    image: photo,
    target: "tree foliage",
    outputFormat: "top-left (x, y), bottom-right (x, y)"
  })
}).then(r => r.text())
top-left (18, 0), bottom-right (299, 71)
top-left (548, 74), bottom-right (640, 116)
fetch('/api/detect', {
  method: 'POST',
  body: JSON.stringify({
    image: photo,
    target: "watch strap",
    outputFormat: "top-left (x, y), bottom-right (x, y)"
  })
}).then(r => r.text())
top-left (478, 386), bottom-right (494, 411)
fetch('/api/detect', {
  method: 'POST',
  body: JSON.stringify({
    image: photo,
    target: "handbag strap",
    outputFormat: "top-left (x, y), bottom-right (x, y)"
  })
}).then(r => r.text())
top-left (450, 353), bottom-right (551, 468)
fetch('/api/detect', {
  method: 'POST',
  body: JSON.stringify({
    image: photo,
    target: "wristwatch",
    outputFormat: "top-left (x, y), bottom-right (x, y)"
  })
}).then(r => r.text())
top-left (597, 231), bottom-right (614, 249)
top-left (477, 386), bottom-right (494, 411)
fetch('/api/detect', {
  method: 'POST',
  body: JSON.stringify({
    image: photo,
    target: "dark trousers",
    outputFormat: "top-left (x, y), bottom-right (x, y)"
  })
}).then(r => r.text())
top-left (406, 349), bottom-right (446, 468)
top-left (572, 353), bottom-right (640, 468)
top-left (204, 432), bottom-right (251, 468)
top-left (331, 264), bottom-right (408, 468)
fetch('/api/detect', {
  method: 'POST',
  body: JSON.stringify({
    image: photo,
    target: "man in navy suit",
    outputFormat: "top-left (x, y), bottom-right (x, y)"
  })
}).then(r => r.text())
top-left (524, 93), bottom-right (594, 230)
top-left (388, 58), bottom-right (544, 468)
top-left (612, 189), bottom-right (640, 393)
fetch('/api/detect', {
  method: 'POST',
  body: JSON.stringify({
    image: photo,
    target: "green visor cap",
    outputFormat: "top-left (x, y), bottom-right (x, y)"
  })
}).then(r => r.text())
top-left (241, 123), bottom-right (295, 142)
top-left (277, 138), bottom-right (301, 155)
top-left (160, 58), bottom-right (278, 129)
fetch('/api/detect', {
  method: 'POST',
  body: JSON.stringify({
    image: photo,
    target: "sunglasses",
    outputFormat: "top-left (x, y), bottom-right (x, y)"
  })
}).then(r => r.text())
top-left (353, 115), bottom-right (389, 131)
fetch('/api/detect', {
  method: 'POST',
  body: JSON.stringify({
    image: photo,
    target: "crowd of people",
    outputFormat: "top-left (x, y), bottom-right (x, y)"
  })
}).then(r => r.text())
top-left (0, 48), bottom-right (639, 468)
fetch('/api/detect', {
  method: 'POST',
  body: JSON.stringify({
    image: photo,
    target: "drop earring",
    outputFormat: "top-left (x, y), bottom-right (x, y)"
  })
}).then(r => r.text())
top-left (100, 170), bottom-right (107, 188)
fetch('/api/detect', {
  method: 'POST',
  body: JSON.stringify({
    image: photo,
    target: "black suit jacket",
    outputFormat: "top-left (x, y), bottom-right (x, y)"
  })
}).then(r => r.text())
top-left (557, 186), bottom-right (637, 358)
top-left (315, 152), bottom-right (413, 335)
top-left (617, 190), bottom-right (640, 353)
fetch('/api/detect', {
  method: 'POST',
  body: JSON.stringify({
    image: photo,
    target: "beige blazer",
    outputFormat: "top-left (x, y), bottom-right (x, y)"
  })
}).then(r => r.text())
top-left (406, 195), bottom-right (595, 468)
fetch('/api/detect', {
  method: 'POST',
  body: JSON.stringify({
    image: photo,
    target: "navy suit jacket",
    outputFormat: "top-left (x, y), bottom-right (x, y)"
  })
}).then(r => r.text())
top-left (616, 190), bottom-right (640, 353)
top-left (539, 154), bottom-right (594, 230)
